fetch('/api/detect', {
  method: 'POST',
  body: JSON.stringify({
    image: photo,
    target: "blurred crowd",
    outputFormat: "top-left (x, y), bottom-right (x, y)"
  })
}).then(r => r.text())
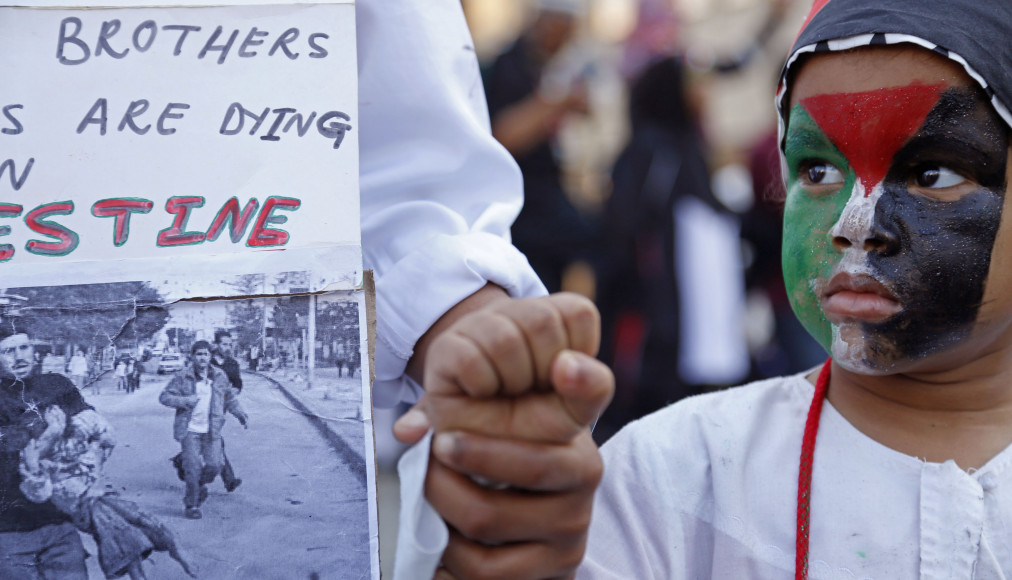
top-left (463, 0), bottom-right (825, 442)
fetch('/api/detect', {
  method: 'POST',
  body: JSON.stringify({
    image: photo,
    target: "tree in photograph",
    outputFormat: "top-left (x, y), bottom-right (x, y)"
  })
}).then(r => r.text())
top-left (316, 299), bottom-right (360, 376)
top-left (6, 282), bottom-right (169, 354)
top-left (224, 274), bottom-right (266, 356)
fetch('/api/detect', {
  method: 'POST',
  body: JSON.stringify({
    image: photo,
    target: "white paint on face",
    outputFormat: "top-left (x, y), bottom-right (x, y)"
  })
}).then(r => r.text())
top-left (830, 178), bottom-right (881, 251)
top-left (824, 179), bottom-right (891, 373)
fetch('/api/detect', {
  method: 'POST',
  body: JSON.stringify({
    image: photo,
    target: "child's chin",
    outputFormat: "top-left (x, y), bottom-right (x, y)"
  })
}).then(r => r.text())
top-left (831, 331), bottom-right (899, 376)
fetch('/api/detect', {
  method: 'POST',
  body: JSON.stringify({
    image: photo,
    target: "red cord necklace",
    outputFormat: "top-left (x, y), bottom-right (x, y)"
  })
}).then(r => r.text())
top-left (796, 358), bottom-right (833, 580)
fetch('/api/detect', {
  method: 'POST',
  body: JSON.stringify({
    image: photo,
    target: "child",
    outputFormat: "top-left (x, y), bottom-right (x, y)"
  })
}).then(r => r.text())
top-left (19, 405), bottom-right (195, 579)
top-left (394, 0), bottom-right (1012, 578)
top-left (580, 0), bottom-right (1012, 577)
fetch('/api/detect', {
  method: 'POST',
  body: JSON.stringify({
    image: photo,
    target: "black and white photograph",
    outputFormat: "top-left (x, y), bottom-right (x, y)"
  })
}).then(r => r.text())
top-left (0, 278), bottom-right (376, 579)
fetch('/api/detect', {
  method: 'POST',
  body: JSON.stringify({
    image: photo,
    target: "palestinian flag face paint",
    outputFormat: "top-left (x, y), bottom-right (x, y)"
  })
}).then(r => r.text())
top-left (782, 48), bottom-right (1010, 373)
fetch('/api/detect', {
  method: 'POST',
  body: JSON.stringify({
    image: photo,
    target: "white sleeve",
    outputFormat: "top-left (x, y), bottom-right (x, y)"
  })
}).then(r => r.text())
top-left (357, 0), bottom-right (547, 408)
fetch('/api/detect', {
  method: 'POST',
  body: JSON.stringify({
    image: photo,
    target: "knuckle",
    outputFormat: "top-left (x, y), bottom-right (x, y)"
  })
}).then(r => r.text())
top-left (556, 291), bottom-right (597, 313)
top-left (428, 334), bottom-right (472, 375)
top-left (456, 349), bottom-right (490, 381)
top-left (584, 449), bottom-right (604, 487)
top-left (554, 544), bottom-right (587, 574)
top-left (571, 433), bottom-right (605, 486)
top-left (453, 502), bottom-right (499, 540)
top-left (566, 298), bottom-right (600, 331)
top-left (554, 507), bottom-right (593, 541)
top-left (522, 456), bottom-right (556, 489)
top-left (525, 300), bottom-right (565, 336)
top-left (482, 321), bottom-right (523, 360)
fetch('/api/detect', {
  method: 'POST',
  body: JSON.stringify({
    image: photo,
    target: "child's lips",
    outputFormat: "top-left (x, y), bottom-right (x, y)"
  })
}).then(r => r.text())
top-left (821, 274), bottom-right (902, 323)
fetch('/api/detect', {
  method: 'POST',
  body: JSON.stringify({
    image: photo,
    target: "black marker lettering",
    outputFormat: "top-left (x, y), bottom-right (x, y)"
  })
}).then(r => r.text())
top-left (244, 107), bottom-right (271, 135)
top-left (261, 108), bottom-right (295, 141)
top-left (2, 106), bottom-right (24, 135)
top-left (308, 33), bottom-right (329, 58)
top-left (269, 28), bottom-right (300, 60)
top-left (318, 111), bottom-right (352, 149)
top-left (157, 103), bottom-right (189, 135)
top-left (283, 111), bottom-right (317, 137)
top-left (133, 20), bottom-right (158, 52)
top-left (56, 17), bottom-right (89, 65)
top-left (77, 98), bottom-right (109, 135)
top-left (96, 20), bottom-right (129, 59)
top-left (199, 26), bottom-right (239, 65)
top-left (238, 27), bottom-right (268, 58)
top-left (118, 100), bottom-right (151, 135)
top-left (1, 158), bottom-right (34, 191)
top-left (219, 103), bottom-right (271, 136)
top-left (162, 25), bottom-right (201, 56)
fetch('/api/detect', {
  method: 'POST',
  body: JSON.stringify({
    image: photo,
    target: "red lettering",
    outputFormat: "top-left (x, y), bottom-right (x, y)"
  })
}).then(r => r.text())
top-left (0, 204), bottom-right (23, 262)
top-left (247, 196), bottom-right (300, 247)
top-left (206, 197), bottom-right (259, 243)
top-left (92, 198), bottom-right (153, 246)
top-left (157, 196), bottom-right (206, 246)
top-left (26, 202), bottom-right (79, 256)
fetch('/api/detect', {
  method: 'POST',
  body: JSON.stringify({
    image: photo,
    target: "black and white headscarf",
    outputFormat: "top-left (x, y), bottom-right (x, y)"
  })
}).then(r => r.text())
top-left (776, 0), bottom-right (1012, 134)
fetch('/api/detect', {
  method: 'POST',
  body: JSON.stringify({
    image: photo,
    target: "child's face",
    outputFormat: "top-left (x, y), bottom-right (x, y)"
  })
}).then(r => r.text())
top-left (783, 45), bottom-right (1011, 374)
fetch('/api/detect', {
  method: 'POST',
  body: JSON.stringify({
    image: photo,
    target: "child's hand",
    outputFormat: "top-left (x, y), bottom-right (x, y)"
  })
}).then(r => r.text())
top-left (21, 438), bottom-right (41, 475)
top-left (38, 406), bottom-right (67, 449)
top-left (414, 293), bottom-right (607, 439)
top-left (395, 293), bottom-right (615, 580)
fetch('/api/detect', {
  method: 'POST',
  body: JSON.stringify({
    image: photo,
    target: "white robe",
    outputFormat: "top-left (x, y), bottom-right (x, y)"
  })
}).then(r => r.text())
top-left (581, 372), bottom-right (1012, 579)
top-left (358, 0), bottom-right (547, 408)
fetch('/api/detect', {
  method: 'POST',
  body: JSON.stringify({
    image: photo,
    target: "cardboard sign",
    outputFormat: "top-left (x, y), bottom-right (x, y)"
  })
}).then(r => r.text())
top-left (1, 1), bottom-right (361, 295)
top-left (0, 3), bottom-right (378, 579)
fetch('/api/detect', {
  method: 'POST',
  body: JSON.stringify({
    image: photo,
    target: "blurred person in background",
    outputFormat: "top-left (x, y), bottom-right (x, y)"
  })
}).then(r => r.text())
top-left (740, 128), bottom-right (826, 378)
top-left (594, 0), bottom-right (757, 442)
top-left (483, 0), bottom-right (599, 293)
top-left (596, 51), bottom-right (749, 444)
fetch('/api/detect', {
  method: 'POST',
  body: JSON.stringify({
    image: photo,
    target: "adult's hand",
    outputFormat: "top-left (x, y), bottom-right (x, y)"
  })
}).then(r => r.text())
top-left (394, 293), bottom-right (615, 580)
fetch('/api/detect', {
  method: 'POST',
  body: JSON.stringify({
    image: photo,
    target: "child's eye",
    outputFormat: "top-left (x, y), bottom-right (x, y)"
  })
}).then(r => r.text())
top-left (802, 162), bottom-right (844, 186)
top-left (914, 166), bottom-right (966, 189)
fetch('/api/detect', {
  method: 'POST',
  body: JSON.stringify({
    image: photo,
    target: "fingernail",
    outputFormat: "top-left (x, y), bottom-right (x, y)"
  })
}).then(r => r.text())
top-left (396, 408), bottom-right (430, 432)
top-left (557, 350), bottom-right (580, 383)
top-left (432, 432), bottom-right (457, 461)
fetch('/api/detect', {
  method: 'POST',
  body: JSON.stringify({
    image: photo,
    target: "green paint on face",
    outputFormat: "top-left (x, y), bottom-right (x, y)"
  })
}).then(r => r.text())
top-left (782, 103), bottom-right (855, 352)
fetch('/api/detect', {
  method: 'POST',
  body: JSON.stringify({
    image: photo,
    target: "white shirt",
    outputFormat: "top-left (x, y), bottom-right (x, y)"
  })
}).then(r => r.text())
top-left (186, 377), bottom-right (213, 434)
top-left (581, 372), bottom-right (1012, 579)
top-left (68, 354), bottom-right (88, 376)
top-left (357, 0), bottom-right (547, 407)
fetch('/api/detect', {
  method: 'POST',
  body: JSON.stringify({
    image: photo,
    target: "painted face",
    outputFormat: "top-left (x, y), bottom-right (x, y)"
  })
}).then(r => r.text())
top-left (783, 46), bottom-right (1010, 373)
top-left (0, 334), bottom-right (35, 380)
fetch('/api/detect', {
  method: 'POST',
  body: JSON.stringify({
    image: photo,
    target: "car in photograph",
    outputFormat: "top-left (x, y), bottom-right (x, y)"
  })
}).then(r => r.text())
top-left (157, 353), bottom-right (186, 374)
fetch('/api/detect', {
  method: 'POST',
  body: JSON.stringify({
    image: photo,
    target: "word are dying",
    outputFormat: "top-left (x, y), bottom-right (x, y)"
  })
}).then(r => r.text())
top-left (0, 196), bottom-right (301, 261)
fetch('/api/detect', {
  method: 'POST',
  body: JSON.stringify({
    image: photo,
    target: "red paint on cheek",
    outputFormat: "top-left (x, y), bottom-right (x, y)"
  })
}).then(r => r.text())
top-left (801, 83), bottom-right (945, 194)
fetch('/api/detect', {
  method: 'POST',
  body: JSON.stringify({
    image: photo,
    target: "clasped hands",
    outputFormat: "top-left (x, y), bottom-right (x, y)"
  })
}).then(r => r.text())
top-left (395, 293), bottom-right (614, 580)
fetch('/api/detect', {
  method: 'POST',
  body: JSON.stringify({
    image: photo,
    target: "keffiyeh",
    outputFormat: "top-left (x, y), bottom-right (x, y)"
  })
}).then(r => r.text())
top-left (777, 0), bottom-right (1012, 130)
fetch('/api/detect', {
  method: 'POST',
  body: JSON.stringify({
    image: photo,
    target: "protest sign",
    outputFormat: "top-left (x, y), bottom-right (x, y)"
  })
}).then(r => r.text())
top-left (0, 2), bottom-right (378, 578)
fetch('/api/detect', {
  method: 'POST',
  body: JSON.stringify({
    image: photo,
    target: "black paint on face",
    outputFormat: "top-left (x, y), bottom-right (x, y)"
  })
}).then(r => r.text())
top-left (863, 87), bottom-right (1009, 365)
